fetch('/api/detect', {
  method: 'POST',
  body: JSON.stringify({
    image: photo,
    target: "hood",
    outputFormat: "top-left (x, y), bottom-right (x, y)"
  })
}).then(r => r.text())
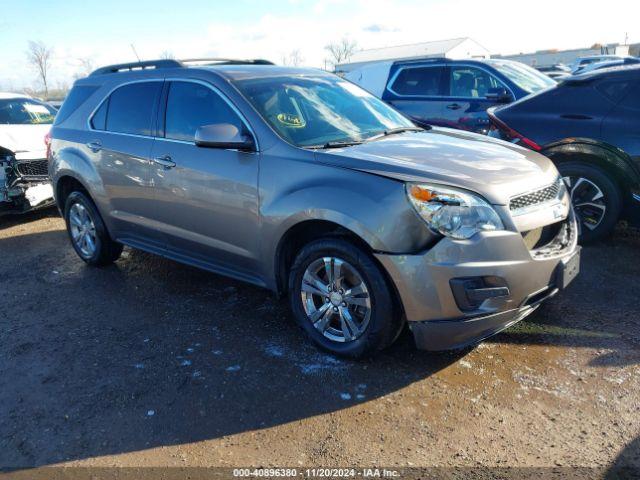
top-left (317, 128), bottom-right (559, 205)
top-left (0, 124), bottom-right (50, 160)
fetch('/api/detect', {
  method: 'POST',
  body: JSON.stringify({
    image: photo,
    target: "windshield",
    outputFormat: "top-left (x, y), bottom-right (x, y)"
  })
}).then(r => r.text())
top-left (489, 61), bottom-right (556, 94)
top-left (0, 98), bottom-right (56, 125)
top-left (233, 75), bottom-right (415, 147)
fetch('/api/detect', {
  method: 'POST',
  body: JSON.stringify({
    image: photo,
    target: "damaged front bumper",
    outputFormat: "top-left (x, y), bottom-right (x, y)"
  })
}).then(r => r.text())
top-left (376, 212), bottom-right (580, 351)
top-left (1, 148), bottom-right (54, 215)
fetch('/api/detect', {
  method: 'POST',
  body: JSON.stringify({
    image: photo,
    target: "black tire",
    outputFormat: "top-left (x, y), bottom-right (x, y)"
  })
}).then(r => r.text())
top-left (558, 161), bottom-right (623, 244)
top-left (288, 238), bottom-right (402, 358)
top-left (64, 191), bottom-right (123, 266)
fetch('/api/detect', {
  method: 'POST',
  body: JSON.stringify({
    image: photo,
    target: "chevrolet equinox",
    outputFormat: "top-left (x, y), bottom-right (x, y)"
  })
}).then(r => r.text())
top-left (49, 59), bottom-right (581, 358)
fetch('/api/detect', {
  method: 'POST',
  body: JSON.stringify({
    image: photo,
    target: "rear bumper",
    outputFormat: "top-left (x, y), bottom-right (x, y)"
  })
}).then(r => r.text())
top-left (375, 215), bottom-right (579, 351)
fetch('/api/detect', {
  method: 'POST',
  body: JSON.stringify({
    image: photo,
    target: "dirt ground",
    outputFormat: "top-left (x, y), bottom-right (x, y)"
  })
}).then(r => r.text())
top-left (1, 209), bottom-right (639, 478)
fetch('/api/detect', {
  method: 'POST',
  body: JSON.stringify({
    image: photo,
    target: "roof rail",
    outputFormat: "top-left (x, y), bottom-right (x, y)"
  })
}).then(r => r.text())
top-left (90, 58), bottom-right (275, 76)
top-left (90, 60), bottom-right (182, 76)
top-left (179, 58), bottom-right (275, 66)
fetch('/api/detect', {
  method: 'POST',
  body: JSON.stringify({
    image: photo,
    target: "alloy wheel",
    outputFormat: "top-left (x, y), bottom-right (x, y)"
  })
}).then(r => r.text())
top-left (300, 257), bottom-right (372, 343)
top-left (563, 176), bottom-right (607, 234)
top-left (69, 202), bottom-right (97, 258)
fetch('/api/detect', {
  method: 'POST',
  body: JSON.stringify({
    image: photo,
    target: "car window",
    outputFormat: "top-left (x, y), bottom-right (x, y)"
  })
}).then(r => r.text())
top-left (234, 75), bottom-right (414, 147)
top-left (105, 82), bottom-right (162, 136)
top-left (389, 66), bottom-right (444, 96)
top-left (450, 66), bottom-right (503, 98)
top-left (91, 99), bottom-right (108, 130)
top-left (164, 81), bottom-right (244, 142)
top-left (0, 98), bottom-right (56, 125)
top-left (488, 60), bottom-right (555, 94)
top-left (54, 86), bottom-right (98, 125)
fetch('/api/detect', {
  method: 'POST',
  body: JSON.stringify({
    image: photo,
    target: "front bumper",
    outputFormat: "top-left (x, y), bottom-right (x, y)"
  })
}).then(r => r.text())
top-left (376, 215), bottom-right (579, 351)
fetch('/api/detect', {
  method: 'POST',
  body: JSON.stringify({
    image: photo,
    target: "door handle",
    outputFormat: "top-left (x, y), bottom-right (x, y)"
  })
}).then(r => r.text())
top-left (446, 103), bottom-right (462, 110)
top-left (152, 155), bottom-right (176, 169)
top-left (560, 114), bottom-right (593, 120)
top-left (86, 141), bottom-right (102, 152)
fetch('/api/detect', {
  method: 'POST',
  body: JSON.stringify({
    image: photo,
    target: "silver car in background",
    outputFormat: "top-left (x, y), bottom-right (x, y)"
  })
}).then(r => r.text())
top-left (48, 59), bottom-right (580, 357)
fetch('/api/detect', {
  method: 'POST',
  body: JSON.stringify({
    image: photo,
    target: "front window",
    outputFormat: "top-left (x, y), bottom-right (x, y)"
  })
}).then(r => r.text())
top-left (0, 98), bottom-right (56, 125)
top-left (450, 66), bottom-right (505, 98)
top-left (233, 75), bottom-right (414, 147)
top-left (488, 60), bottom-right (556, 94)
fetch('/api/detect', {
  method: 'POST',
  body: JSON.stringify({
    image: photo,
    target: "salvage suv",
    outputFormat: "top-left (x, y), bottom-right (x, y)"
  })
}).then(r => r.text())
top-left (49, 59), bottom-right (580, 357)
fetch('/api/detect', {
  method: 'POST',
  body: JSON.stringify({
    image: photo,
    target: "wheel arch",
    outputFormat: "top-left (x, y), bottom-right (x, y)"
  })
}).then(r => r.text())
top-left (542, 139), bottom-right (640, 200)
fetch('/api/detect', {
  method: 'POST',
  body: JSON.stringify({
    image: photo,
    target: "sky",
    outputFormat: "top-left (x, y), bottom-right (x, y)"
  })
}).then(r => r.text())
top-left (0, 0), bottom-right (638, 91)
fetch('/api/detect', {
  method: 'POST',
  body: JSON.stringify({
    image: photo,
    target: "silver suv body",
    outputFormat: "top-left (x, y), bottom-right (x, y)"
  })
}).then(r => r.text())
top-left (49, 60), bottom-right (580, 357)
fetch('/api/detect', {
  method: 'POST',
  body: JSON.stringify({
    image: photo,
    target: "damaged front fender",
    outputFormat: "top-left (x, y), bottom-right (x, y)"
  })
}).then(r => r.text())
top-left (0, 145), bottom-right (55, 215)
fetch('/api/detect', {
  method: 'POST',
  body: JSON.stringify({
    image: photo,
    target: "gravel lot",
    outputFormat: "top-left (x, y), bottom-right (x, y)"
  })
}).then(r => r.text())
top-left (1, 210), bottom-right (639, 478)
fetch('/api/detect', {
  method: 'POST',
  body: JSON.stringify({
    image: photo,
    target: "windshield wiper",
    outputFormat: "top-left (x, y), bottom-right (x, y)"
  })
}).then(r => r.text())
top-left (364, 126), bottom-right (425, 143)
top-left (304, 140), bottom-right (364, 149)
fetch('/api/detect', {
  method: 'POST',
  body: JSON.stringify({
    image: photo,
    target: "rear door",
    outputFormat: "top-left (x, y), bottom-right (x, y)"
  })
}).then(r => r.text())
top-left (87, 80), bottom-right (163, 243)
top-left (382, 64), bottom-right (447, 127)
top-left (148, 79), bottom-right (261, 277)
top-left (440, 65), bottom-right (511, 133)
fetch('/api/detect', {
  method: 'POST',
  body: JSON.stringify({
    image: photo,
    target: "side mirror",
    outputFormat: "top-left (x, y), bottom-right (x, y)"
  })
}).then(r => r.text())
top-left (485, 88), bottom-right (513, 103)
top-left (195, 123), bottom-right (256, 152)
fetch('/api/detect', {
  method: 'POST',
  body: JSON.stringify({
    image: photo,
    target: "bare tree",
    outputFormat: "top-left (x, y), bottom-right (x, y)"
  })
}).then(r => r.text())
top-left (324, 37), bottom-right (358, 68)
top-left (289, 49), bottom-right (304, 67)
top-left (74, 57), bottom-right (94, 79)
top-left (159, 50), bottom-right (175, 60)
top-left (281, 49), bottom-right (305, 67)
top-left (26, 40), bottom-right (53, 98)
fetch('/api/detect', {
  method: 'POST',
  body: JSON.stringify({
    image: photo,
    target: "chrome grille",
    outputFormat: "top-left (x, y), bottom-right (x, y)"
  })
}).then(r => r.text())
top-left (510, 182), bottom-right (560, 212)
top-left (16, 160), bottom-right (49, 177)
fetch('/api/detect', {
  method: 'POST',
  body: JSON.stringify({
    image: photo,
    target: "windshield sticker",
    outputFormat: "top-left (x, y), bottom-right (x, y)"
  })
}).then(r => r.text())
top-left (276, 113), bottom-right (306, 128)
top-left (24, 104), bottom-right (51, 115)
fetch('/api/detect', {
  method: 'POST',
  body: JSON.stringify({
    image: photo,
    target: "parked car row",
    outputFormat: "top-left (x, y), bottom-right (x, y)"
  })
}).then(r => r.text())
top-left (47, 58), bottom-right (580, 357)
top-left (346, 59), bottom-right (640, 242)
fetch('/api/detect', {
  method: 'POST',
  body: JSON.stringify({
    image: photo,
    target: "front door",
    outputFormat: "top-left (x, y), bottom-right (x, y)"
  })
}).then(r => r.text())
top-left (148, 80), bottom-right (261, 278)
top-left (440, 65), bottom-right (508, 133)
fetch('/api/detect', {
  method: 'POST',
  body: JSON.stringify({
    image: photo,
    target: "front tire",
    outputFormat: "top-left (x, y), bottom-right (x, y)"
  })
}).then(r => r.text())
top-left (64, 191), bottom-right (123, 266)
top-left (558, 162), bottom-right (622, 243)
top-left (288, 238), bottom-right (401, 358)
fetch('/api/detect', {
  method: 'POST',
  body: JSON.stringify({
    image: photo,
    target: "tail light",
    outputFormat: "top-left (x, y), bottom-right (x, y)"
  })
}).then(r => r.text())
top-left (487, 109), bottom-right (541, 151)
top-left (44, 130), bottom-right (52, 159)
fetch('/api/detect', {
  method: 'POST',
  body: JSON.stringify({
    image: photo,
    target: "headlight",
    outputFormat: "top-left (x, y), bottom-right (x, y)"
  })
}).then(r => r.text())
top-left (406, 183), bottom-right (504, 239)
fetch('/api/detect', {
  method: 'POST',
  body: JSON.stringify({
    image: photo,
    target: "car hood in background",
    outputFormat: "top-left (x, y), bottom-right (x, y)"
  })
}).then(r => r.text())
top-left (319, 128), bottom-right (559, 205)
top-left (0, 124), bottom-right (50, 160)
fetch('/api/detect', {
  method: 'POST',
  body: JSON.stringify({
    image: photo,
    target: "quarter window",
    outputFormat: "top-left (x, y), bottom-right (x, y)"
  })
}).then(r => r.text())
top-left (164, 81), bottom-right (244, 142)
top-left (450, 67), bottom-right (503, 98)
top-left (103, 82), bottom-right (162, 136)
top-left (389, 66), bottom-right (444, 96)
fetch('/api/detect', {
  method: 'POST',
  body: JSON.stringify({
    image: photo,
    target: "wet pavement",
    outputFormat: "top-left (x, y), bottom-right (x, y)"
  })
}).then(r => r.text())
top-left (1, 209), bottom-right (639, 477)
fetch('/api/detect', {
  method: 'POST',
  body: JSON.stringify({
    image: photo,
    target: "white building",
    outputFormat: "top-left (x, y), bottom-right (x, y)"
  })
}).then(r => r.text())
top-left (336, 37), bottom-right (490, 73)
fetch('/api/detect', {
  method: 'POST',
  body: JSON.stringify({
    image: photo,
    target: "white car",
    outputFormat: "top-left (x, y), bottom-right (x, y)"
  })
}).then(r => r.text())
top-left (0, 92), bottom-right (56, 215)
top-left (571, 55), bottom-right (628, 74)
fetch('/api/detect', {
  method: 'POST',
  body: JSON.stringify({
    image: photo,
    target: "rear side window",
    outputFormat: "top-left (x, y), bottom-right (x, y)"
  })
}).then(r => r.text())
top-left (103, 82), bottom-right (162, 136)
top-left (91, 100), bottom-right (108, 130)
top-left (389, 66), bottom-right (444, 96)
top-left (164, 81), bottom-right (244, 142)
top-left (54, 85), bottom-right (98, 125)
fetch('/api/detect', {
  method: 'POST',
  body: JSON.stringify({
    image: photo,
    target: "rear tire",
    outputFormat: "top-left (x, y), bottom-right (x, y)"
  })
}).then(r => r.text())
top-left (558, 161), bottom-right (622, 243)
top-left (64, 191), bottom-right (123, 266)
top-left (288, 238), bottom-right (402, 358)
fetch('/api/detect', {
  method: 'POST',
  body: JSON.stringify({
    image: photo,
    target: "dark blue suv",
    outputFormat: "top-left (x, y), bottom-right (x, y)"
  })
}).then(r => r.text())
top-left (489, 65), bottom-right (640, 242)
top-left (345, 58), bottom-right (555, 134)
